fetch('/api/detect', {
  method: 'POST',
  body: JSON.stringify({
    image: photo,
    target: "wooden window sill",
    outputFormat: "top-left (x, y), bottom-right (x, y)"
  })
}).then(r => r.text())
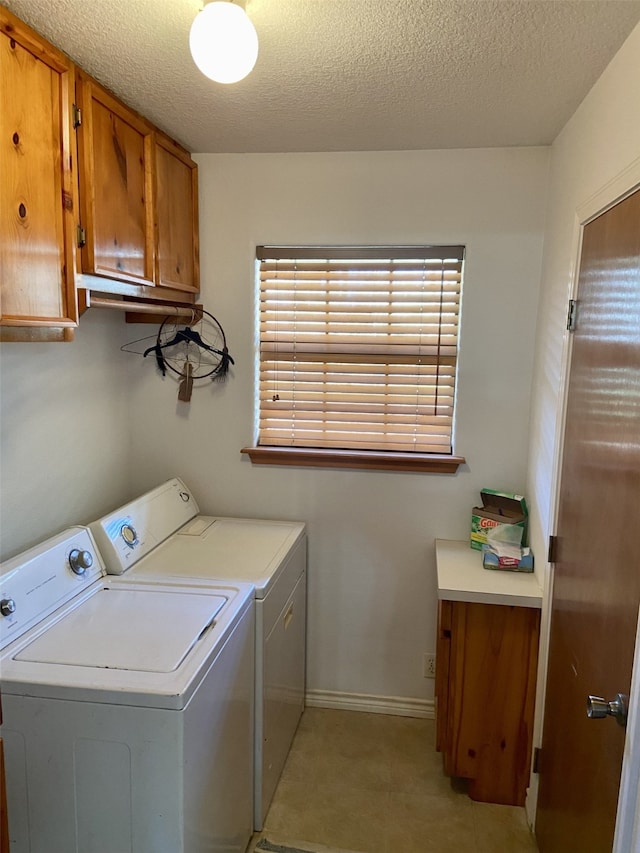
top-left (241, 446), bottom-right (465, 473)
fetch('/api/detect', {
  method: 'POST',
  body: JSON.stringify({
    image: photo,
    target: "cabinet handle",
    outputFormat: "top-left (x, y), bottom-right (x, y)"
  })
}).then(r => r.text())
top-left (284, 602), bottom-right (294, 630)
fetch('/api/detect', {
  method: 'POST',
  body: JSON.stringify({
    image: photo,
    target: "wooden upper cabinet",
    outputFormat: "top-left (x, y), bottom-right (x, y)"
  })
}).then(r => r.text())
top-left (0, 8), bottom-right (78, 335)
top-left (76, 74), bottom-right (200, 297)
top-left (76, 73), bottom-right (155, 287)
top-left (154, 135), bottom-right (199, 293)
top-left (1, 7), bottom-right (200, 336)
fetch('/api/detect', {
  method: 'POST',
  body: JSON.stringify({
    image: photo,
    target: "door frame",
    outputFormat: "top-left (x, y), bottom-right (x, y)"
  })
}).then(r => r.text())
top-left (528, 155), bottom-right (640, 845)
top-left (615, 606), bottom-right (640, 852)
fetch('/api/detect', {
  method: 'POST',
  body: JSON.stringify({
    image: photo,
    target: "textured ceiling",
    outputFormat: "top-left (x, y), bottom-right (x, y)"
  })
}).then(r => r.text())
top-left (4, 0), bottom-right (640, 154)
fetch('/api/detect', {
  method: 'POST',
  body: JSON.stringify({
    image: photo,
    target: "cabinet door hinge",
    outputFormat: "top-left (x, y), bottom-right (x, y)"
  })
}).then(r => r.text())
top-left (533, 746), bottom-right (541, 774)
top-left (548, 535), bottom-right (558, 563)
top-left (77, 225), bottom-right (86, 248)
top-left (567, 298), bottom-right (577, 332)
top-left (72, 104), bottom-right (82, 129)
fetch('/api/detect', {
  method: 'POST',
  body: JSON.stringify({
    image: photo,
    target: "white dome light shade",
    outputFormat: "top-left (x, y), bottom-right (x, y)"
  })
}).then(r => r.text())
top-left (189, 2), bottom-right (259, 84)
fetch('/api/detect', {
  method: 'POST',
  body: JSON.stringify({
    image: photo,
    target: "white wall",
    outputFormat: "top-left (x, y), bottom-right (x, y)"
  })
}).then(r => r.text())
top-left (0, 147), bottom-right (548, 706)
top-left (128, 147), bottom-right (549, 705)
top-left (525, 19), bottom-right (640, 821)
top-left (0, 310), bottom-right (133, 561)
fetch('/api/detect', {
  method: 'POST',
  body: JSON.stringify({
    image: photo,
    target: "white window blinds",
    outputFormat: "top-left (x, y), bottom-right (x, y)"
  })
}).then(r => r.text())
top-left (257, 246), bottom-right (464, 455)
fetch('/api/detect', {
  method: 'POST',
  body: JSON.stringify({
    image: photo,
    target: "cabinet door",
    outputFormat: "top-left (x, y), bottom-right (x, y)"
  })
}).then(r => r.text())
top-left (154, 135), bottom-right (199, 292)
top-left (76, 73), bottom-right (154, 286)
top-left (0, 10), bottom-right (78, 334)
top-left (447, 601), bottom-right (539, 806)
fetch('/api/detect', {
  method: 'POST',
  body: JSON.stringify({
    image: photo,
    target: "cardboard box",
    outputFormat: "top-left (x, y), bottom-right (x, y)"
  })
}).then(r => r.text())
top-left (470, 488), bottom-right (528, 551)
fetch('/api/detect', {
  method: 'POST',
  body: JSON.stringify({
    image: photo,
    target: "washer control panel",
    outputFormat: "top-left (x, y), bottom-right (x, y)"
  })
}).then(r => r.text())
top-left (0, 527), bottom-right (104, 650)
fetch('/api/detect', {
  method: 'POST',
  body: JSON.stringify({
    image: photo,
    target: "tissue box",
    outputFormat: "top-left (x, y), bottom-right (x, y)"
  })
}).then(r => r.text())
top-left (482, 545), bottom-right (534, 573)
top-left (470, 488), bottom-right (528, 551)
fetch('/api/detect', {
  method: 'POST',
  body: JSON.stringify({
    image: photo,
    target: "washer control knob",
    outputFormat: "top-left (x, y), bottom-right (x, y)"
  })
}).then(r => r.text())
top-left (0, 598), bottom-right (16, 617)
top-left (121, 524), bottom-right (138, 548)
top-left (69, 549), bottom-right (93, 575)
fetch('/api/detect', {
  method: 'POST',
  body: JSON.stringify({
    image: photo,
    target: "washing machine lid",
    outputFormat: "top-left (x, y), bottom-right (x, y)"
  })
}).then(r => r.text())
top-left (15, 587), bottom-right (226, 673)
top-left (130, 517), bottom-right (306, 597)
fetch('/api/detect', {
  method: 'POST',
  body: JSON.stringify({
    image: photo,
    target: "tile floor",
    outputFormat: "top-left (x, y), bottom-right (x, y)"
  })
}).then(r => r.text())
top-left (251, 707), bottom-right (538, 853)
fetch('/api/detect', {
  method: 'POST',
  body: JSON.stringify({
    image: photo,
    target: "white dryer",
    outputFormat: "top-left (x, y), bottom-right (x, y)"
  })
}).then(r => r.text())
top-left (0, 526), bottom-right (255, 853)
top-left (90, 478), bottom-right (307, 830)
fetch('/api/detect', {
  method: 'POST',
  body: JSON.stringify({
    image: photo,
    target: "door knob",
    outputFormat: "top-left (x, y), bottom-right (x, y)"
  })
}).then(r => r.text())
top-left (587, 693), bottom-right (628, 727)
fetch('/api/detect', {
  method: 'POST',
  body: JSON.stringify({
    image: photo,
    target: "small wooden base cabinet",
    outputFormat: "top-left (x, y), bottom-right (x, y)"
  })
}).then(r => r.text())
top-left (435, 539), bottom-right (542, 807)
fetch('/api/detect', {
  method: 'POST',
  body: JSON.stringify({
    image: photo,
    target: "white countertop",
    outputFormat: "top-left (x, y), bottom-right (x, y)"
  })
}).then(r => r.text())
top-left (435, 539), bottom-right (543, 608)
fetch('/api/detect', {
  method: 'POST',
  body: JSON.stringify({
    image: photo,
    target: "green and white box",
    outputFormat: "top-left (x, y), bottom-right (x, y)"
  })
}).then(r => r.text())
top-left (470, 488), bottom-right (528, 551)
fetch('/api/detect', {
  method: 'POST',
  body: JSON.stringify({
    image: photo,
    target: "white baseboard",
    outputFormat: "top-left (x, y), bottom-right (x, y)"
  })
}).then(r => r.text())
top-left (305, 688), bottom-right (435, 719)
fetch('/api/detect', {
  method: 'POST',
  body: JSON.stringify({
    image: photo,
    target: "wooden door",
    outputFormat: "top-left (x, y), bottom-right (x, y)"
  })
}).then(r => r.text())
top-left (536, 189), bottom-right (640, 851)
top-left (0, 8), bottom-right (78, 333)
top-left (154, 134), bottom-right (199, 293)
top-left (76, 73), bottom-right (154, 286)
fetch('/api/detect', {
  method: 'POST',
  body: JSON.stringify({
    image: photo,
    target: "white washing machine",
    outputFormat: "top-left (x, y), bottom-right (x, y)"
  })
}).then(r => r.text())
top-left (0, 526), bottom-right (255, 853)
top-left (90, 478), bottom-right (307, 830)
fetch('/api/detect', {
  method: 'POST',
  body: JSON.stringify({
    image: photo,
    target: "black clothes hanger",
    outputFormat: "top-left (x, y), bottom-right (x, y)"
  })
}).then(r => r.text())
top-left (143, 327), bottom-right (231, 361)
top-left (141, 310), bottom-right (235, 382)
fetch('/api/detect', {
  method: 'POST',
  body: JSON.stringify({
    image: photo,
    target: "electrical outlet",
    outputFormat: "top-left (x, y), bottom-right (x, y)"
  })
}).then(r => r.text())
top-left (423, 653), bottom-right (436, 679)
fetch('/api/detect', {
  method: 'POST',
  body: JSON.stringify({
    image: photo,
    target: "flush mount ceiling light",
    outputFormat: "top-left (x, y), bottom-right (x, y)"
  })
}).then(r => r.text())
top-left (189, 0), bottom-right (259, 84)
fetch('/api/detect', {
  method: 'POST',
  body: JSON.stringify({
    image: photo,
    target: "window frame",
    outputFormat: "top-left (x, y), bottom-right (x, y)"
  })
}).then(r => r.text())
top-left (242, 245), bottom-right (466, 473)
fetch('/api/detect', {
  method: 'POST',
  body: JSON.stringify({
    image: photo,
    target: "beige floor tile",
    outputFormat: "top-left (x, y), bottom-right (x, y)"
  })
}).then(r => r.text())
top-left (249, 833), bottom-right (365, 853)
top-left (387, 724), bottom-right (448, 794)
top-left (264, 777), bottom-right (315, 840)
top-left (308, 787), bottom-right (388, 853)
top-left (472, 801), bottom-right (538, 852)
top-left (383, 716), bottom-right (435, 758)
top-left (314, 751), bottom-right (391, 792)
top-left (385, 791), bottom-right (477, 853)
top-left (261, 708), bottom-right (536, 853)
top-left (303, 708), bottom-right (397, 741)
top-left (278, 740), bottom-right (320, 785)
top-left (265, 780), bottom-right (388, 853)
top-left (389, 753), bottom-right (460, 797)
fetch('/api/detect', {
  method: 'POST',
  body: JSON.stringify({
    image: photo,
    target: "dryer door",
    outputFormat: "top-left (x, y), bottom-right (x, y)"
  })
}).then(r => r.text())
top-left (259, 569), bottom-right (307, 827)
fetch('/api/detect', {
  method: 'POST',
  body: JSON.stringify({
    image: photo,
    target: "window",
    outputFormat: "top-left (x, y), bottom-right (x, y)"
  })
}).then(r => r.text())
top-left (243, 246), bottom-right (466, 473)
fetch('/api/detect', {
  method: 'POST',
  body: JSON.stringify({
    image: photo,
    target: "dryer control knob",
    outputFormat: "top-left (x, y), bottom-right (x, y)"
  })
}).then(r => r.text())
top-left (121, 524), bottom-right (139, 548)
top-left (0, 598), bottom-right (16, 617)
top-left (69, 549), bottom-right (93, 575)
